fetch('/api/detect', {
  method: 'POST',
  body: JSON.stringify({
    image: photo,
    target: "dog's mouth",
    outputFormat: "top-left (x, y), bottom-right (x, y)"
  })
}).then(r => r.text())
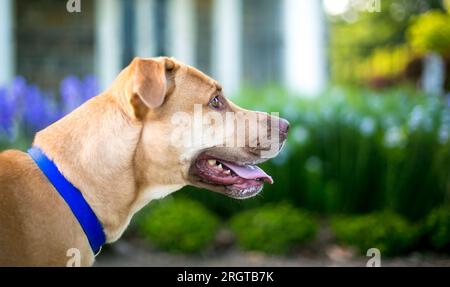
top-left (190, 154), bottom-right (273, 199)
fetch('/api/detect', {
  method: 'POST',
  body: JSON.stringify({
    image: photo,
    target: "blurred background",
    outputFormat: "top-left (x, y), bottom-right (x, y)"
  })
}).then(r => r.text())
top-left (1, 0), bottom-right (450, 266)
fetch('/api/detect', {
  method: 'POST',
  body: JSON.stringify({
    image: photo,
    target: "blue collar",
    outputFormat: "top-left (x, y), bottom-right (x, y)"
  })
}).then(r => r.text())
top-left (28, 146), bottom-right (106, 255)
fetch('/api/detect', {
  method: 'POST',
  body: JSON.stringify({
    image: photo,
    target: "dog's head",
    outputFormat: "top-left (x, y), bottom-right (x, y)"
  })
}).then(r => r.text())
top-left (121, 57), bottom-right (289, 199)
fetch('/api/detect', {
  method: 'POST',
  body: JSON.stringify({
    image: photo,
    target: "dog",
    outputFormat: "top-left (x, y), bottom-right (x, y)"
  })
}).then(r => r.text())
top-left (0, 57), bottom-right (289, 266)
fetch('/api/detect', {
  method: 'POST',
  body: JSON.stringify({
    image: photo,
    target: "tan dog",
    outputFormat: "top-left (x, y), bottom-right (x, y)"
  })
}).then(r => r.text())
top-left (0, 57), bottom-right (289, 266)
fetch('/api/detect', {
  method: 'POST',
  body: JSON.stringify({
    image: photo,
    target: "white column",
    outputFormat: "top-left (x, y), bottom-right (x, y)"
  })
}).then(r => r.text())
top-left (0, 0), bottom-right (14, 85)
top-left (95, 0), bottom-right (123, 90)
top-left (283, 0), bottom-right (327, 96)
top-left (168, 0), bottom-right (195, 65)
top-left (135, 0), bottom-right (157, 58)
top-left (422, 53), bottom-right (445, 96)
top-left (211, 0), bottom-right (241, 95)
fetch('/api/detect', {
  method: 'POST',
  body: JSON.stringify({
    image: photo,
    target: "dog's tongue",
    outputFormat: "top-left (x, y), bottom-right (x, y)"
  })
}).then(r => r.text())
top-left (219, 161), bottom-right (273, 184)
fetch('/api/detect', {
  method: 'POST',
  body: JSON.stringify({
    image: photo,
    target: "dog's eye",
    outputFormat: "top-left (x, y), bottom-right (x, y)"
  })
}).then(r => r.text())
top-left (209, 95), bottom-right (224, 110)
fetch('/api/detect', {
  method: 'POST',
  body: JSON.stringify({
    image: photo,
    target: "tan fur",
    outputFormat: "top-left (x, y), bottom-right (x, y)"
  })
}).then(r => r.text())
top-left (0, 57), bottom-right (285, 266)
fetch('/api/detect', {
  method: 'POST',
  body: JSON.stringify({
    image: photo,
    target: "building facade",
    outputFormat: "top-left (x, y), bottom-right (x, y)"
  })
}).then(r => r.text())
top-left (0, 0), bottom-right (326, 95)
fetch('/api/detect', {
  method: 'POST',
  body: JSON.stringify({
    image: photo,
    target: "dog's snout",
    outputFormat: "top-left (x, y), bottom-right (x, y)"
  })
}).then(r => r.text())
top-left (278, 118), bottom-right (289, 142)
top-left (265, 115), bottom-right (290, 143)
top-left (279, 118), bottom-right (290, 134)
top-left (267, 116), bottom-right (290, 143)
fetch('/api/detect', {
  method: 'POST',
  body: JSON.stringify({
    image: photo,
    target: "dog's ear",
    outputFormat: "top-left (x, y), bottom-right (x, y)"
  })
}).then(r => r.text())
top-left (131, 57), bottom-right (176, 118)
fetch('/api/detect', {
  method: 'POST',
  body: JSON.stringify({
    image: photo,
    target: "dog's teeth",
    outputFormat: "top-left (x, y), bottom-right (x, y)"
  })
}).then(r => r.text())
top-left (217, 164), bottom-right (223, 170)
top-left (224, 170), bottom-right (231, 175)
top-left (208, 159), bottom-right (216, 166)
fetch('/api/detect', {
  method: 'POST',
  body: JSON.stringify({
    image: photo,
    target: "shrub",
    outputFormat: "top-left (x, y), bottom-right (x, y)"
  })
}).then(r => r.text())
top-left (407, 10), bottom-right (450, 55)
top-left (184, 86), bottom-right (450, 221)
top-left (229, 203), bottom-right (317, 254)
top-left (2, 78), bottom-right (449, 226)
top-left (137, 197), bottom-right (220, 253)
top-left (331, 212), bottom-right (418, 256)
top-left (423, 206), bottom-right (450, 251)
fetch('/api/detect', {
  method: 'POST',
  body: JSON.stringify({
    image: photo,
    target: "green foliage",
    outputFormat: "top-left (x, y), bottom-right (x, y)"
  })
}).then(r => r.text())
top-left (0, 135), bottom-right (32, 152)
top-left (331, 212), bottom-right (418, 256)
top-left (446, 0), bottom-right (450, 12)
top-left (408, 10), bottom-right (450, 55)
top-left (186, 86), bottom-right (450, 221)
top-left (137, 197), bottom-right (220, 253)
top-left (328, 0), bottom-right (445, 84)
top-left (422, 206), bottom-right (450, 251)
top-left (360, 45), bottom-right (411, 79)
top-left (3, 84), bottom-right (449, 233)
top-left (229, 203), bottom-right (317, 254)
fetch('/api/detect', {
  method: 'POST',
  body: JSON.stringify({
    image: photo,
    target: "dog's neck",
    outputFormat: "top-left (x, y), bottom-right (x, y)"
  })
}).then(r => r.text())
top-left (34, 93), bottom-right (147, 242)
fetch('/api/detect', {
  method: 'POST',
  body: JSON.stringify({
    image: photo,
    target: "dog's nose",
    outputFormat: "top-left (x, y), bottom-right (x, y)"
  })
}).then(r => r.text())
top-left (279, 118), bottom-right (289, 142)
top-left (279, 118), bottom-right (290, 134)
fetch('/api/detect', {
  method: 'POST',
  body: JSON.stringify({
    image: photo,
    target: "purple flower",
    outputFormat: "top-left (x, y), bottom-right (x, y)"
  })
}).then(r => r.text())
top-left (23, 85), bottom-right (57, 133)
top-left (10, 76), bottom-right (27, 99)
top-left (0, 77), bottom-right (27, 139)
top-left (0, 88), bottom-right (14, 137)
top-left (82, 75), bottom-right (99, 101)
top-left (59, 75), bottom-right (99, 117)
top-left (2, 75), bottom-right (100, 138)
top-left (60, 76), bottom-right (84, 115)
